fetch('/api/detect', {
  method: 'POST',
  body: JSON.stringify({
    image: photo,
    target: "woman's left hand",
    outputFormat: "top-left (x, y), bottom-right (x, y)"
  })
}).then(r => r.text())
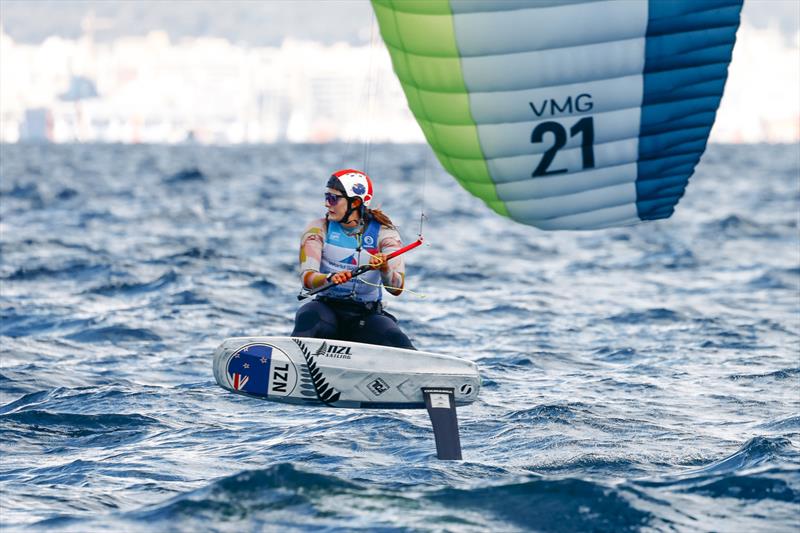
top-left (369, 252), bottom-right (390, 272)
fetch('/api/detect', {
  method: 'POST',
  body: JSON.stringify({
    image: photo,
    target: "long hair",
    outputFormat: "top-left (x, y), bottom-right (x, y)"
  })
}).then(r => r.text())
top-left (366, 207), bottom-right (395, 229)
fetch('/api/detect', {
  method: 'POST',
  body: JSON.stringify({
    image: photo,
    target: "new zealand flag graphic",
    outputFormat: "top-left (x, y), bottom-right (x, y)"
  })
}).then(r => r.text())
top-left (227, 344), bottom-right (272, 396)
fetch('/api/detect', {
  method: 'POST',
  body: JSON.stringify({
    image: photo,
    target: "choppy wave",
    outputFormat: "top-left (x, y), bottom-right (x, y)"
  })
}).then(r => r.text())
top-left (1, 143), bottom-right (798, 531)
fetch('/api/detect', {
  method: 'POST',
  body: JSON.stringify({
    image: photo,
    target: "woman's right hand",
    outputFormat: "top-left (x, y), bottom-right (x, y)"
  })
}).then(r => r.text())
top-left (328, 271), bottom-right (353, 285)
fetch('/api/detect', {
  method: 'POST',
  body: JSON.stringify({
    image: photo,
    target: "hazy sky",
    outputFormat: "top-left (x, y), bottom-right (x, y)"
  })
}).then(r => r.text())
top-left (1, 0), bottom-right (797, 143)
top-left (1, 0), bottom-right (798, 45)
top-left (1, 1), bottom-right (374, 45)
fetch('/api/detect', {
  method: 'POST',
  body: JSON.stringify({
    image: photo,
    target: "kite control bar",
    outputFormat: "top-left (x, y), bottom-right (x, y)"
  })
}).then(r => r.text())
top-left (298, 237), bottom-right (424, 300)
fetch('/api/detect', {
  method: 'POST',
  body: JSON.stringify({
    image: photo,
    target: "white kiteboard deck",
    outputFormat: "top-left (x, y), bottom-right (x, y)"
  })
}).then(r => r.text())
top-left (213, 336), bottom-right (481, 409)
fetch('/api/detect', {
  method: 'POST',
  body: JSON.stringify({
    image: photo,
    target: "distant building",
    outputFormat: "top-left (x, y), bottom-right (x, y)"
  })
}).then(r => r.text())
top-left (20, 108), bottom-right (52, 141)
top-left (59, 75), bottom-right (99, 101)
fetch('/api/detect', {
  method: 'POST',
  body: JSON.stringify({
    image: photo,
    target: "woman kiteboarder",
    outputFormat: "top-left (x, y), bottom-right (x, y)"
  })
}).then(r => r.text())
top-left (291, 169), bottom-right (416, 349)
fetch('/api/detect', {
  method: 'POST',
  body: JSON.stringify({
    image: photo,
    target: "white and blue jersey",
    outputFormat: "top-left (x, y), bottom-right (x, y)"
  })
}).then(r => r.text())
top-left (319, 219), bottom-right (383, 302)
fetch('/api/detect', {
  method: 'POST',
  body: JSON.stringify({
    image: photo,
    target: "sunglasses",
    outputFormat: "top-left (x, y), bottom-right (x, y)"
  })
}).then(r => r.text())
top-left (325, 192), bottom-right (345, 206)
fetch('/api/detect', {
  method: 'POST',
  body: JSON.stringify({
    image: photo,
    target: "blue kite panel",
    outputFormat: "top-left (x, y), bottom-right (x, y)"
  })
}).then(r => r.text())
top-left (636, 0), bottom-right (741, 222)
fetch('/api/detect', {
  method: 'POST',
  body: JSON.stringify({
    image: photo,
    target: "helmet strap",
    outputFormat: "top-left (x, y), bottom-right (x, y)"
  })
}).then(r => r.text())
top-left (341, 198), bottom-right (363, 227)
top-left (341, 199), bottom-right (357, 226)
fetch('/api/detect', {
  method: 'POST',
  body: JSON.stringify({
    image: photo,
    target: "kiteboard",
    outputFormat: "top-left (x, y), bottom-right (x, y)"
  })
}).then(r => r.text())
top-left (213, 336), bottom-right (481, 459)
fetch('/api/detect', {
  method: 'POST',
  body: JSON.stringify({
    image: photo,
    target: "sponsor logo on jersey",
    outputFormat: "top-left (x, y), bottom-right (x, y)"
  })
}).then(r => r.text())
top-left (340, 254), bottom-right (358, 265)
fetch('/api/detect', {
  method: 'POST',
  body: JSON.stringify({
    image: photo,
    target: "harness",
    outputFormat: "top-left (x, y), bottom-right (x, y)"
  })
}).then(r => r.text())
top-left (318, 219), bottom-right (383, 303)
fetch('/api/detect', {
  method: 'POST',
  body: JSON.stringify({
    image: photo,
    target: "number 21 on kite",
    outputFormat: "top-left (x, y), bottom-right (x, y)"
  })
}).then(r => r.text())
top-left (531, 117), bottom-right (595, 177)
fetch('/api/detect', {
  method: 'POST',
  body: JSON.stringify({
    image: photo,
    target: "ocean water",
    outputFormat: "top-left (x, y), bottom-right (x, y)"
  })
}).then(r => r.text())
top-left (0, 142), bottom-right (798, 532)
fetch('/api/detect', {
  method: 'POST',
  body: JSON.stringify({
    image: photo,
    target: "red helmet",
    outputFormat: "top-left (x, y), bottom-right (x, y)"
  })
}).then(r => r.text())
top-left (327, 169), bottom-right (373, 208)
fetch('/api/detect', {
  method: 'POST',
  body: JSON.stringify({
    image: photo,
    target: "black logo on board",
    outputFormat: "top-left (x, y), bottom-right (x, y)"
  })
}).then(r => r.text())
top-left (312, 342), bottom-right (351, 359)
top-left (367, 377), bottom-right (390, 396)
top-left (325, 344), bottom-right (352, 359)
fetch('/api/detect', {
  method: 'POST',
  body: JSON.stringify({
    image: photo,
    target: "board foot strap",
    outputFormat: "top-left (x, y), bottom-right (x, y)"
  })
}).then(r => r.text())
top-left (422, 387), bottom-right (462, 460)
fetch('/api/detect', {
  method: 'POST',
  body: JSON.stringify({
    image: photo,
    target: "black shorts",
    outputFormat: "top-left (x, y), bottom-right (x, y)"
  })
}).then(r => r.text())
top-left (291, 297), bottom-right (416, 350)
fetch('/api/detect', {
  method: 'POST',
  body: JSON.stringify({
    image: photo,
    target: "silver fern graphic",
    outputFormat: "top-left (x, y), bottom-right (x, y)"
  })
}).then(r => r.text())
top-left (292, 338), bottom-right (341, 404)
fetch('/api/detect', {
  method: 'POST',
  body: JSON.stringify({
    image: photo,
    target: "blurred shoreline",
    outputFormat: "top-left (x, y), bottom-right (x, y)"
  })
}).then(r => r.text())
top-left (1, 16), bottom-right (798, 146)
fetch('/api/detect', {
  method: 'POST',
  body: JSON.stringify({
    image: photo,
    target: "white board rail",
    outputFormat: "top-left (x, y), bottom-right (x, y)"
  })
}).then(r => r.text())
top-left (213, 336), bottom-right (481, 409)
